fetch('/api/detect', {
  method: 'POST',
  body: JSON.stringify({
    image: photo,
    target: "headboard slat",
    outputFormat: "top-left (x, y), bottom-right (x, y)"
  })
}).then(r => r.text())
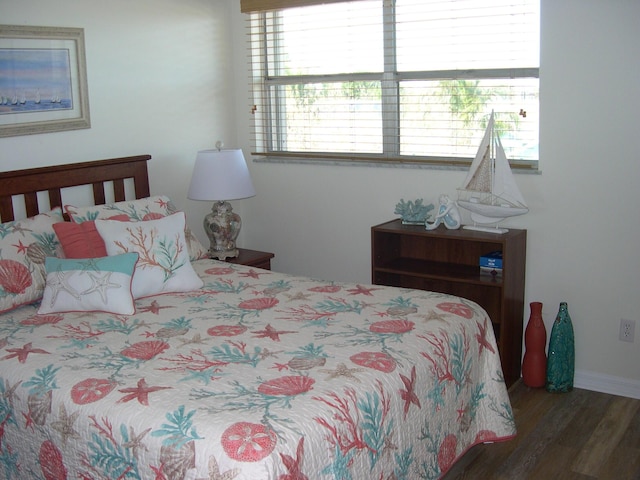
top-left (92, 183), bottom-right (107, 206)
top-left (113, 178), bottom-right (126, 202)
top-left (25, 192), bottom-right (40, 218)
top-left (48, 189), bottom-right (63, 213)
top-left (0, 197), bottom-right (14, 222)
top-left (0, 155), bottom-right (152, 223)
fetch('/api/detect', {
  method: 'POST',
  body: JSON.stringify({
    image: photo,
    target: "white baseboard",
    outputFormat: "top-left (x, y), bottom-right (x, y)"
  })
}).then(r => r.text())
top-left (574, 370), bottom-right (640, 399)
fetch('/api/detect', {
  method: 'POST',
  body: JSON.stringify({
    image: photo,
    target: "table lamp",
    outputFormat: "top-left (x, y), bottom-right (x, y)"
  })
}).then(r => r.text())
top-left (187, 144), bottom-right (255, 260)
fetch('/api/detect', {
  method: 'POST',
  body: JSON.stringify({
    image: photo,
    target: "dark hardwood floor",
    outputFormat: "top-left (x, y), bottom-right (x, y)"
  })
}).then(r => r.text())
top-left (444, 380), bottom-right (640, 479)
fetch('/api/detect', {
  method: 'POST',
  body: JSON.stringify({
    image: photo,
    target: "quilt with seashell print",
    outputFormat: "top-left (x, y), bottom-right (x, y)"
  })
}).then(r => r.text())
top-left (0, 259), bottom-right (515, 480)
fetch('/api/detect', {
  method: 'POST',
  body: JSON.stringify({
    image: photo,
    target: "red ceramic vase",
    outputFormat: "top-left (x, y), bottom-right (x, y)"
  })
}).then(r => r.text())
top-left (522, 301), bottom-right (547, 387)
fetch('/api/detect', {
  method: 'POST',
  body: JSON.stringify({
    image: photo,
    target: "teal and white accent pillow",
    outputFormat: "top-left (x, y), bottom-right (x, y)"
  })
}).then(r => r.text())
top-left (95, 212), bottom-right (203, 299)
top-left (38, 253), bottom-right (138, 315)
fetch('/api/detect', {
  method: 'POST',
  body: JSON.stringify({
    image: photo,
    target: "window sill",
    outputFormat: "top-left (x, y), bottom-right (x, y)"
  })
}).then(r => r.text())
top-left (252, 153), bottom-right (540, 174)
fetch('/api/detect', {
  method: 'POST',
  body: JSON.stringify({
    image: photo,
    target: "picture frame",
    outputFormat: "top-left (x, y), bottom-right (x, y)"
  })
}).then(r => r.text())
top-left (0, 25), bottom-right (91, 137)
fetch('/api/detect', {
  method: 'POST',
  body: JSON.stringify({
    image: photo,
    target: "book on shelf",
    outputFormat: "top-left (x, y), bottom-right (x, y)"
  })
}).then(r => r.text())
top-left (480, 250), bottom-right (503, 278)
top-left (480, 250), bottom-right (503, 269)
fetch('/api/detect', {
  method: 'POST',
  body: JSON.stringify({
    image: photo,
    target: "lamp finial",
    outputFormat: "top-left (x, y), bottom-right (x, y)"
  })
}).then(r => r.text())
top-left (215, 140), bottom-right (224, 151)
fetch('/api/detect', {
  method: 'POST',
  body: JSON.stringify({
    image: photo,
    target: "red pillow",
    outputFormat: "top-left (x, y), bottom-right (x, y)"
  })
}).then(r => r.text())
top-left (53, 221), bottom-right (108, 258)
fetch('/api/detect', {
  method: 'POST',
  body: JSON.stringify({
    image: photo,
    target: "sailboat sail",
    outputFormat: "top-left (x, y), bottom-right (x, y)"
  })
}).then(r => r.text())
top-left (457, 112), bottom-right (528, 230)
top-left (462, 123), bottom-right (493, 194)
top-left (494, 135), bottom-right (527, 208)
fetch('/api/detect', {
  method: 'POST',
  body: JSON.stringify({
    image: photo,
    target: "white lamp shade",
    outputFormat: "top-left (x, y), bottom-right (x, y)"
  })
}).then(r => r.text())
top-left (187, 149), bottom-right (256, 201)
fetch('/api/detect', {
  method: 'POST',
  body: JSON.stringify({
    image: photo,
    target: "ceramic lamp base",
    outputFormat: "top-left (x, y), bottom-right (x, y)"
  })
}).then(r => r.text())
top-left (203, 201), bottom-right (241, 260)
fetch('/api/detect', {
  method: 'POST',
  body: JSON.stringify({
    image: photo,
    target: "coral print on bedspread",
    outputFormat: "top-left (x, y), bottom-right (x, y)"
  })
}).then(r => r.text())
top-left (0, 259), bottom-right (515, 480)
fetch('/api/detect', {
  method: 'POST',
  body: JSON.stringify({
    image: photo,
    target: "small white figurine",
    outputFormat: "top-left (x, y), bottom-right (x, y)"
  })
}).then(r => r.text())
top-left (425, 194), bottom-right (461, 230)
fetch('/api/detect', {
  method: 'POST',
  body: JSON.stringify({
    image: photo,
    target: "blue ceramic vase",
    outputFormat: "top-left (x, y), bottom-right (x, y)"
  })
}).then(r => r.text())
top-left (546, 302), bottom-right (575, 393)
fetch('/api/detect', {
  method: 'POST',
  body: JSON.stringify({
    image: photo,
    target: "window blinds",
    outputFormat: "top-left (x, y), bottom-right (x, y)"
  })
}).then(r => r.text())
top-left (241, 0), bottom-right (367, 14)
top-left (246, 0), bottom-right (540, 168)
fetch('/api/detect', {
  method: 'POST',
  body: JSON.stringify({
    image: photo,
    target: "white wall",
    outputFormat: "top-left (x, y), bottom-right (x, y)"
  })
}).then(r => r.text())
top-left (1, 0), bottom-right (638, 398)
top-left (231, 0), bottom-right (640, 397)
top-left (0, 0), bottom-right (238, 243)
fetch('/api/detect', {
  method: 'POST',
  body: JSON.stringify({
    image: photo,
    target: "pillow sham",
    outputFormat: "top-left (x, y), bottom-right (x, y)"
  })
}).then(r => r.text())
top-left (38, 253), bottom-right (138, 315)
top-left (95, 212), bottom-right (203, 299)
top-left (53, 221), bottom-right (108, 259)
top-left (0, 208), bottom-right (64, 314)
top-left (65, 195), bottom-right (208, 261)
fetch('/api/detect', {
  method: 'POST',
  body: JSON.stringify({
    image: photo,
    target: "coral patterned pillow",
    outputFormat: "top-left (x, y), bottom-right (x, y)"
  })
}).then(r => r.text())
top-left (38, 253), bottom-right (138, 315)
top-left (65, 195), bottom-right (208, 261)
top-left (0, 208), bottom-right (64, 314)
top-left (94, 212), bottom-right (203, 299)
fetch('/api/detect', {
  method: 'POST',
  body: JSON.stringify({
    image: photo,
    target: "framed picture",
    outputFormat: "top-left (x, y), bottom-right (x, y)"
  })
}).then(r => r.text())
top-left (0, 25), bottom-right (91, 137)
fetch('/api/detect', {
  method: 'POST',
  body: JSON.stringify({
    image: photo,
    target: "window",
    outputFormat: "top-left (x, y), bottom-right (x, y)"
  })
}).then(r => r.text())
top-left (245, 0), bottom-right (539, 170)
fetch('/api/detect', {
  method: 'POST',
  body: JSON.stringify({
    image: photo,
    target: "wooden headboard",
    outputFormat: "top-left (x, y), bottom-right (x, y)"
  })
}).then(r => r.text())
top-left (0, 155), bottom-right (151, 222)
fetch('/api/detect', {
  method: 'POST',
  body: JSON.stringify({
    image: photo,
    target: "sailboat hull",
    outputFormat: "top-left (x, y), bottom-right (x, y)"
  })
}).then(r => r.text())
top-left (456, 199), bottom-right (529, 221)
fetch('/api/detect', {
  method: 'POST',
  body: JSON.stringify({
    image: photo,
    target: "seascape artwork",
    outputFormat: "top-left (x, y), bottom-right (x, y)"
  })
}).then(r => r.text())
top-left (0, 48), bottom-right (73, 115)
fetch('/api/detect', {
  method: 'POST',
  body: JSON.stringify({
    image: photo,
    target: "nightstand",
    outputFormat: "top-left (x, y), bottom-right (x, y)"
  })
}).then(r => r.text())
top-left (225, 248), bottom-right (274, 270)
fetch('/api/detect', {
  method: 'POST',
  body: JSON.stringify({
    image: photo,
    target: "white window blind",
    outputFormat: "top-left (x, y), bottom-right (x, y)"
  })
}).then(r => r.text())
top-left (247, 0), bottom-right (540, 169)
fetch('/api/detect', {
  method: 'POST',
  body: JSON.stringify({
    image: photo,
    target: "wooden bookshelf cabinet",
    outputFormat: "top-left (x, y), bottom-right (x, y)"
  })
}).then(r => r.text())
top-left (371, 219), bottom-right (526, 386)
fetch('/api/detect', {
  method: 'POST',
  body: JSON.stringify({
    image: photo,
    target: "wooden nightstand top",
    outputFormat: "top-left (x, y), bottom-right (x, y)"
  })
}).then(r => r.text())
top-left (225, 248), bottom-right (274, 270)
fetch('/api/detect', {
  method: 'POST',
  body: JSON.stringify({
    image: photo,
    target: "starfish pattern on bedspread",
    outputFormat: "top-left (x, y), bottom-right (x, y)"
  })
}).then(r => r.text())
top-left (2, 342), bottom-right (50, 363)
top-left (118, 378), bottom-right (172, 405)
top-left (0, 259), bottom-right (515, 479)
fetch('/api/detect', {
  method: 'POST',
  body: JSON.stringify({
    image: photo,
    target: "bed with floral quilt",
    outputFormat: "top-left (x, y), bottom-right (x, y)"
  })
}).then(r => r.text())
top-left (0, 156), bottom-right (516, 480)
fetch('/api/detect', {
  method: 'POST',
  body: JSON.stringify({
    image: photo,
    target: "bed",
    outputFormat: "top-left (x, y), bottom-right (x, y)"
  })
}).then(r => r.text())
top-left (0, 155), bottom-right (516, 480)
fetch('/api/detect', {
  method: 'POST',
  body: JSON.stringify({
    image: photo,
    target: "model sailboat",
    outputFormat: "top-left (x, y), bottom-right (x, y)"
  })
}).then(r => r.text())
top-left (457, 112), bottom-right (528, 233)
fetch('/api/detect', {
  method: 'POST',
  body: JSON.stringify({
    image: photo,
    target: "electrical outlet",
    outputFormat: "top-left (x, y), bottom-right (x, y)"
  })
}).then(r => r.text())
top-left (619, 319), bottom-right (636, 343)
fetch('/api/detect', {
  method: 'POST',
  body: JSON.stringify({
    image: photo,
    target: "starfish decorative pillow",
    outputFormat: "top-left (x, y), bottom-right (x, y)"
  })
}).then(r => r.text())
top-left (38, 253), bottom-right (138, 315)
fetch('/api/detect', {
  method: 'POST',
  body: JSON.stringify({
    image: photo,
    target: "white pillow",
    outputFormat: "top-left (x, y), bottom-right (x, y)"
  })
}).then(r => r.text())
top-left (95, 212), bottom-right (203, 299)
top-left (38, 253), bottom-right (138, 315)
